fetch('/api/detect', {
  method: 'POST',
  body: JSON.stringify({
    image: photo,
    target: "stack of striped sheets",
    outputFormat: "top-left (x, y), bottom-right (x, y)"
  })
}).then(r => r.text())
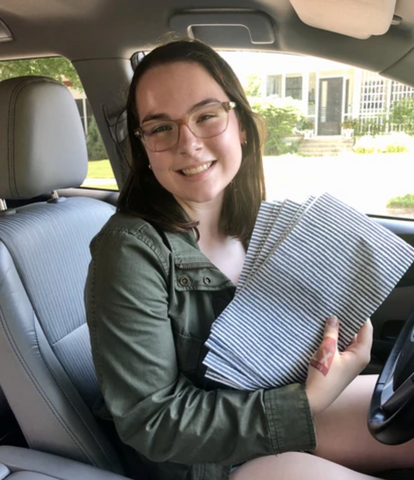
top-left (204, 193), bottom-right (414, 390)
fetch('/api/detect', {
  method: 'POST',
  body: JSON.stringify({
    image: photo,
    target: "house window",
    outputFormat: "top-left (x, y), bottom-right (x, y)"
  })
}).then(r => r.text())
top-left (391, 81), bottom-right (414, 103)
top-left (285, 75), bottom-right (302, 100)
top-left (320, 80), bottom-right (328, 122)
top-left (360, 73), bottom-right (386, 114)
top-left (308, 72), bottom-right (316, 115)
top-left (344, 79), bottom-right (350, 115)
top-left (267, 74), bottom-right (282, 97)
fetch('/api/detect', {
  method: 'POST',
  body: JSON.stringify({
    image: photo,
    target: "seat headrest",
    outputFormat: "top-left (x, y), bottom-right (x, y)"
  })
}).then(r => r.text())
top-left (0, 76), bottom-right (88, 200)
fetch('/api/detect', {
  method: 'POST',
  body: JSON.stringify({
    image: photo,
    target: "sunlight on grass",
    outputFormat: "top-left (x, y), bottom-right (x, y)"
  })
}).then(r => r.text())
top-left (86, 159), bottom-right (114, 179)
top-left (81, 159), bottom-right (119, 190)
top-left (81, 182), bottom-right (119, 191)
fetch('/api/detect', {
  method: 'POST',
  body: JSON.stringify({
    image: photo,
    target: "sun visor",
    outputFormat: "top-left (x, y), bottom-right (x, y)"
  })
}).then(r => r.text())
top-left (289, 0), bottom-right (397, 39)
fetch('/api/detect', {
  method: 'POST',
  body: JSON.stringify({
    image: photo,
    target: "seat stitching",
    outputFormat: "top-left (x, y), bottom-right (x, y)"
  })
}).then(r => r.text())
top-left (51, 323), bottom-right (86, 347)
top-left (31, 283), bottom-right (117, 468)
top-left (0, 303), bottom-right (92, 463)
top-left (0, 253), bottom-right (116, 470)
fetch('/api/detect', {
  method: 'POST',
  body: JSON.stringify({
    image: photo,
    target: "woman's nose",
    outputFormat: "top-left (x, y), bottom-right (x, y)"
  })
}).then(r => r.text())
top-left (176, 124), bottom-right (203, 155)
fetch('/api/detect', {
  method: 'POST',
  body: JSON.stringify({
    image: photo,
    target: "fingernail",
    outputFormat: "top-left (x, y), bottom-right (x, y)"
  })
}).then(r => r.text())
top-left (328, 315), bottom-right (338, 327)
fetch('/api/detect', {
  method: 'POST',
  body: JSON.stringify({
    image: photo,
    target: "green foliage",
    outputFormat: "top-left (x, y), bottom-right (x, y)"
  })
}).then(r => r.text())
top-left (86, 117), bottom-right (107, 161)
top-left (354, 146), bottom-right (375, 154)
top-left (387, 194), bottom-right (414, 208)
top-left (341, 98), bottom-right (414, 137)
top-left (385, 144), bottom-right (408, 153)
top-left (0, 57), bottom-right (83, 91)
top-left (389, 98), bottom-right (414, 135)
top-left (354, 132), bottom-right (413, 154)
top-left (297, 116), bottom-right (314, 131)
top-left (251, 101), bottom-right (299, 155)
top-left (341, 118), bottom-right (359, 130)
top-left (280, 140), bottom-right (300, 155)
top-left (354, 117), bottom-right (386, 137)
top-left (244, 74), bottom-right (262, 97)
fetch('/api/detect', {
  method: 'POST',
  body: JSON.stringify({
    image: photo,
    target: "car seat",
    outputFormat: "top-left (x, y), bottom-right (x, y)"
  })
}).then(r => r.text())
top-left (0, 76), bottom-right (123, 474)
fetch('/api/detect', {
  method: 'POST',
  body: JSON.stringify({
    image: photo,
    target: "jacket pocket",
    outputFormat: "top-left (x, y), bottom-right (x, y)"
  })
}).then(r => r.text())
top-left (172, 330), bottom-right (204, 373)
top-left (174, 264), bottom-right (233, 292)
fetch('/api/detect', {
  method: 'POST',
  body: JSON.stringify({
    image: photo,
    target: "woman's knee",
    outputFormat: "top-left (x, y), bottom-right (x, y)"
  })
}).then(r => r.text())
top-left (231, 452), bottom-right (378, 480)
top-left (230, 452), bottom-right (311, 480)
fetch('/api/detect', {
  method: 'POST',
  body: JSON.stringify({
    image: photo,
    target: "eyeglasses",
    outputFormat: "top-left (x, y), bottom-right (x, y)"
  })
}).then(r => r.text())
top-left (134, 101), bottom-right (236, 152)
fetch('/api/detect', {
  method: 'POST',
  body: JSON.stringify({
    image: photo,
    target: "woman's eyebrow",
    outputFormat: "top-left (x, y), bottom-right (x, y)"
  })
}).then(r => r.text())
top-left (141, 112), bottom-right (170, 124)
top-left (141, 98), bottom-right (222, 124)
top-left (189, 97), bottom-right (222, 112)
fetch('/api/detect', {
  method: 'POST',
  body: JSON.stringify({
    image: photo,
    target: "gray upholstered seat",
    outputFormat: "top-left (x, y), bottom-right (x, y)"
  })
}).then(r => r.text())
top-left (0, 77), bottom-right (122, 474)
top-left (0, 446), bottom-right (127, 480)
top-left (0, 386), bottom-right (9, 420)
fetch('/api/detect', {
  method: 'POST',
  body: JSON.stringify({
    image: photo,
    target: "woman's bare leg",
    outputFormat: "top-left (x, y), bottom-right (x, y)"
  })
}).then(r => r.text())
top-left (312, 374), bottom-right (414, 473)
top-left (231, 452), bottom-right (379, 480)
top-left (233, 375), bottom-right (414, 479)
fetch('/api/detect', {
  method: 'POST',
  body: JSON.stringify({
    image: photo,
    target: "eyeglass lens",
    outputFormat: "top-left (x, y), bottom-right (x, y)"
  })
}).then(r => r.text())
top-left (141, 103), bottom-right (230, 152)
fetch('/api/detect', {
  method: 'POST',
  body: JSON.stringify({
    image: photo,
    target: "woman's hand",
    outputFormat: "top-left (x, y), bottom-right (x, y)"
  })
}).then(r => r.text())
top-left (306, 316), bottom-right (373, 415)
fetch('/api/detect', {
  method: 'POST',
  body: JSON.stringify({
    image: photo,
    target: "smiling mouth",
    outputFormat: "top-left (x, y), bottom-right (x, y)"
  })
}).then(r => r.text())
top-left (180, 161), bottom-right (215, 176)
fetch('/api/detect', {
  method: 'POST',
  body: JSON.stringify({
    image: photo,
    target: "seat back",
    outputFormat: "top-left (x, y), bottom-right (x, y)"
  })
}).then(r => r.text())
top-left (0, 386), bottom-right (9, 419)
top-left (0, 77), bottom-right (122, 473)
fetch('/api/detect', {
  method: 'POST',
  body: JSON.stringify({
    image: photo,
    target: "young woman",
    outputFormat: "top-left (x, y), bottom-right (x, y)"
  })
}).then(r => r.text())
top-left (85, 39), bottom-right (414, 480)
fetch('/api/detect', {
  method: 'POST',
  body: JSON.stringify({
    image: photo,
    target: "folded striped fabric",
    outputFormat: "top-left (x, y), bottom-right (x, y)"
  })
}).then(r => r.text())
top-left (204, 193), bottom-right (414, 390)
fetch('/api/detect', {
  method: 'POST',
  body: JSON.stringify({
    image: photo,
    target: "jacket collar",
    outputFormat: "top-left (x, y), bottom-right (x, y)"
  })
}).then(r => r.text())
top-left (163, 228), bottom-right (215, 268)
top-left (164, 228), bottom-right (235, 290)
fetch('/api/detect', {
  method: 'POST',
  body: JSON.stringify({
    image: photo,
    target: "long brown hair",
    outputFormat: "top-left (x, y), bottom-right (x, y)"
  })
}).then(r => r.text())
top-left (118, 38), bottom-right (266, 248)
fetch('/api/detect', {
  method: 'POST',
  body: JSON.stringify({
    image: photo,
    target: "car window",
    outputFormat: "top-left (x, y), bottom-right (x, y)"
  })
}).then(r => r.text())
top-left (220, 51), bottom-right (414, 220)
top-left (0, 57), bottom-right (118, 191)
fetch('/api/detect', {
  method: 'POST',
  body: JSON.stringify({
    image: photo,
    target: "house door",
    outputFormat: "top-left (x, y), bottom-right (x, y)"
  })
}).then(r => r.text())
top-left (318, 77), bottom-right (343, 135)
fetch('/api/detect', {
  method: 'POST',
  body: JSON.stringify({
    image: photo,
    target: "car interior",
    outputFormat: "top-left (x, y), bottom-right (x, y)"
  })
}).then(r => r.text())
top-left (0, 0), bottom-right (414, 479)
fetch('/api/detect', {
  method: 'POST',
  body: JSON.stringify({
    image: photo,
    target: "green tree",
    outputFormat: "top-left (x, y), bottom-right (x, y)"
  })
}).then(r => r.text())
top-left (0, 57), bottom-right (83, 91)
top-left (251, 101), bottom-right (299, 155)
top-left (387, 193), bottom-right (414, 208)
top-left (244, 74), bottom-right (262, 97)
top-left (389, 97), bottom-right (414, 135)
top-left (86, 117), bottom-right (107, 161)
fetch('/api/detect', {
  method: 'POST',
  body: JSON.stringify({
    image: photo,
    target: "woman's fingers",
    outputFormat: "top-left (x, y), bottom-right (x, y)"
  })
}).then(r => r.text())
top-left (306, 316), bottom-right (373, 415)
top-left (355, 318), bottom-right (373, 347)
top-left (309, 316), bottom-right (339, 377)
top-left (344, 319), bottom-right (373, 351)
top-left (324, 315), bottom-right (340, 340)
top-left (344, 318), bottom-right (373, 365)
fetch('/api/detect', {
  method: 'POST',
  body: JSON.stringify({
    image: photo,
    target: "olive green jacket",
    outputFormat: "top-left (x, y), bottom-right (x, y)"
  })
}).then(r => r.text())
top-left (85, 212), bottom-right (316, 480)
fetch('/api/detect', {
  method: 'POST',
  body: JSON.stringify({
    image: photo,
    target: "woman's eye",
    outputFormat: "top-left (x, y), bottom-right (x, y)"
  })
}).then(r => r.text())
top-left (197, 113), bottom-right (217, 123)
top-left (149, 124), bottom-right (173, 135)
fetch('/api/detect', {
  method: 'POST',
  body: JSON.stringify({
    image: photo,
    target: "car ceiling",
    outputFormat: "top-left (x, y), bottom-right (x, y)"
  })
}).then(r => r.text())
top-left (0, 0), bottom-right (414, 85)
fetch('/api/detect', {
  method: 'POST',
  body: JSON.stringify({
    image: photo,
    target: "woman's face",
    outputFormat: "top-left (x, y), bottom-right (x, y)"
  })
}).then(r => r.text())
top-left (135, 61), bottom-right (245, 210)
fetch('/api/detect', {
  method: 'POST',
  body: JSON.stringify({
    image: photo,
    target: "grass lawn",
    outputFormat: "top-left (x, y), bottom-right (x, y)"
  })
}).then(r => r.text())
top-left (86, 159), bottom-right (114, 178)
top-left (81, 183), bottom-right (119, 191)
top-left (82, 159), bottom-right (118, 190)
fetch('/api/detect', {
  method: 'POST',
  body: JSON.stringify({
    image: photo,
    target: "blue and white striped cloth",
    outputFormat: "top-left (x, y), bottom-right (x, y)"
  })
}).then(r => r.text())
top-left (204, 193), bottom-right (414, 390)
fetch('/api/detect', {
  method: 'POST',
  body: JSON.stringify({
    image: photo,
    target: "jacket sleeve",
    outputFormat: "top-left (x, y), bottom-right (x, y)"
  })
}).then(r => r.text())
top-left (85, 227), bottom-right (316, 466)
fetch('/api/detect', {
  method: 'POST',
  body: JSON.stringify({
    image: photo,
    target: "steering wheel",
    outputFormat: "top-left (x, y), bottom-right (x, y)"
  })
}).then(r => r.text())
top-left (369, 309), bottom-right (414, 444)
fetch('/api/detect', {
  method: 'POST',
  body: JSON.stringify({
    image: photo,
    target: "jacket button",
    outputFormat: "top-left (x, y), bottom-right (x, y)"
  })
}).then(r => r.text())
top-left (203, 276), bottom-right (212, 285)
top-left (179, 275), bottom-right (190, 286)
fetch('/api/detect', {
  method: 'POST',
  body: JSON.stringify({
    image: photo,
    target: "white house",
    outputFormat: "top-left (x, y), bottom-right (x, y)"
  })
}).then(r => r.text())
top-left (222, 52), bottom-right (414, 137)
